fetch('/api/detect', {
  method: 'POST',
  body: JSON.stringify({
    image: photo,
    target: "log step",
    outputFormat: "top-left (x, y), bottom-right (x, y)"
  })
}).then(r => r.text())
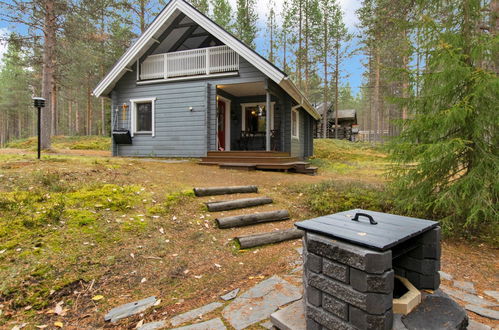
top-left (205, 197), bottom-right (273, 212)
top-left (194, 185), bottom-right (258, 197)
top-left (216, 210), bottom-right (290, 229)
top-left (236, 228), bottom-right (304, 249)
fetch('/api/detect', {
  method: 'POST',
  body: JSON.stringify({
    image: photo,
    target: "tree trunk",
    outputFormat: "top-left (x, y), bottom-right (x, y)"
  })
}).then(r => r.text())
top-left (41, 0), bottom-right (56, 149)
top-left (75, 100), bottom-right (80, 135)
top-left (216, 210), bottom-right (289, 229)
top-left (373, 47), bottom-right (381, 143)
top-left (236, 228), bottom-right (303, 249)
top-left (322, 16), bottom-right (328, 139)
top-left (194, 185), bottom-right (258, 196)
top-left (334, 40), bottom-right (340, 139)
top-left (86, 79), bottom-right (92, 135)
top-left (51, 83), bottom-right (57, 136)
top-left (205, 197), bottom-right (273, 212)
top-left (140, 0), bottom-right (146, 33)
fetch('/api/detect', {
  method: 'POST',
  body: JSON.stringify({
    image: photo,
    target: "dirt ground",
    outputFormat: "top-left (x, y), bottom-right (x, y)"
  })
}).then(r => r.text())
top-left (0, 147), bottom-right (497, 329)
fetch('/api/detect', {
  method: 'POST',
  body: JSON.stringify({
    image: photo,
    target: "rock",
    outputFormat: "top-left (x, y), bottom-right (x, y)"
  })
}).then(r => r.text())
top-left (295, 247), bottom-right (303, 256)
top-left (222, 276), bottom-right (302, 330)
top-left (483, 291), bottom-right (499, 302)
top-left (104, 296), bottom-right (157, 323)
top-left (170, 302), bottom-right (223, 327)
top-left (220, 288), bottom-right (239, 301)
top-left (439, 271), bottom-right (453, 281)
top-left (270, 299), bottom-right (305, 330)
top-left (138, 320), bottom-right (167, 330)
top-left (172, 318), bottom-right (226, 330)
top-left (465, 304), bottom-right (499, 320)
top-left (440, 285), bottom-right (497, 307)
top-left (260, 320), bottom-right (275, 329)
top-left (402, 295), bottom-right (468, 330)
top-left (467, 320), bottom-right (491, 330)
top-left (454, 281), bottom-right (476, 294)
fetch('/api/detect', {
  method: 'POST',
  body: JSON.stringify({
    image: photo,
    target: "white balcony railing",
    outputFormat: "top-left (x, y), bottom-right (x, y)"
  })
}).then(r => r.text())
top-left (140, 45), bottom-right (239, 80)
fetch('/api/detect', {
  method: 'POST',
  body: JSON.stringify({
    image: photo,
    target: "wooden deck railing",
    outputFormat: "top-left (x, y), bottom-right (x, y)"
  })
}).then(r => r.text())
top-left (140, 45), bottom-right (239, 80)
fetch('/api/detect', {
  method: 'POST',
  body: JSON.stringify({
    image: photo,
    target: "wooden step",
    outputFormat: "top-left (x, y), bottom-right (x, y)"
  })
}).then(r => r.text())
top-left (236, 228), bottom-right (304, 249)
top-left (207, 151), bottom-right (290, 157)
top-left (201, 156), bottom-right (299, 164)
top-left (216, 210), bottom-right (290, 229)
top-left (193, 185), bottom-right (258, 197)
top-left (296, 166), bottom-right (318, 175)
top-left (205, 197), bottom-right (273, 212)
top-left (219, 163), bottom-right (257, 171)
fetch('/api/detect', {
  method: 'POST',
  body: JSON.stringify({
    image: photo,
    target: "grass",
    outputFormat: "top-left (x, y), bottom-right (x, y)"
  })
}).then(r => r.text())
top-left (5, 136), bottom-right (111, 151)
top-left (0, 138), bottom-right (496, 328)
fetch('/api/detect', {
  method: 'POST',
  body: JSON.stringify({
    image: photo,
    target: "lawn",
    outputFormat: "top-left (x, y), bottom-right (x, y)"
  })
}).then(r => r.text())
top-left (0, 138), bottom-right (497, 328)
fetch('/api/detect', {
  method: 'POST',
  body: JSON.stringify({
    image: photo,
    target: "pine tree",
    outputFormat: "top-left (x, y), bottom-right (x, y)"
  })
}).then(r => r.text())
top-left (266, 0), bottom-right (277, 63)
top-left (190, 0), bottom-right (209, 14)
top-left (389, 0), bottom-right (499, 238)
top-left (235, 0), bottom-right (258, 48)
top-left (211, 0), bottom-right (232, 30)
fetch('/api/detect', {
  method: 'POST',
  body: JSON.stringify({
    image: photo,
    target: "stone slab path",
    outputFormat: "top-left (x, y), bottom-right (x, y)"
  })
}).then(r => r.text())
top-left (172, 318), bottom-right (227, 330)
top-left (222, 275), bottom-right (302, 330)
top-left (170, 302), bottom-right (223, 327)
top-left (270, 299), bottom-right (306, 330)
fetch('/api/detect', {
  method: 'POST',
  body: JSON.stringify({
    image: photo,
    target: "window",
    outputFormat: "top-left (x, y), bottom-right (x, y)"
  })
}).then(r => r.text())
top-left (241, 103), bottom-right (274, 132)
top-left (292, 108), bottom-right (299, 139)
top-left (131, 98), bottom-right (156, 136)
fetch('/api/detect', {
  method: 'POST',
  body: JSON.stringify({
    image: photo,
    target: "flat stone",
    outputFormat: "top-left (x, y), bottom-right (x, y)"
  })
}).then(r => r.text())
top-left (222, 275), bottom-right (302, 330)
top-left (439, 271), bottom-right (453, 281)
top-left (465, 304), bottom-right (499, 320)
top-left (467, 320), bottom-right (491, 330)
top-left (170, 302), bottom-right (223, 327)
top-left (171, 318), bottom-right (226, 330)
top-left (440, 285), bottom-right (497, 307)
top-left (138, 320), bottom-right (167, 330)
top-left (393, 314), bottom-right (409, 330)
top-left (270, 299), bottom-right (306, 330)
top-left (454, 281), bottom-right (476, 293)
top-left (260, 320), bottom-right (275, 329)
top-left (402, 295), bottom-right (468, 330)
top-left (220, 288), bottom-right (239, 301)
top-left (104, 296), bottom-right (157, 323)
top-left (295, 247), bottom-right (303, 256)
top-left (484, 290), bottom-right (499, 302)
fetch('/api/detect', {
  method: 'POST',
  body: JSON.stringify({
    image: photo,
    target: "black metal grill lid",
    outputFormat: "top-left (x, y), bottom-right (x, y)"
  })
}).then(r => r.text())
top-left (295, 209), bottom-right (439, 251)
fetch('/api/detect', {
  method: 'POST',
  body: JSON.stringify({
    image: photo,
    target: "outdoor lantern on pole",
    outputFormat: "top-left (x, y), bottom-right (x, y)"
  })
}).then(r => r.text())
top-left (33, 97), bottom-right (46, 160)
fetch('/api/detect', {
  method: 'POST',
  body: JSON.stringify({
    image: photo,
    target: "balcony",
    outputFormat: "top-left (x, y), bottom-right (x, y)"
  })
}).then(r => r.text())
top-left (139, 45), bottom-right (239, 81)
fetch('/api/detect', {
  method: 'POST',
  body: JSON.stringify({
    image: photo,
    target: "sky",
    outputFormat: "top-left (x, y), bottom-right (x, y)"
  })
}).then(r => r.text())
top-left (0, 0), bottom-right (365, 95)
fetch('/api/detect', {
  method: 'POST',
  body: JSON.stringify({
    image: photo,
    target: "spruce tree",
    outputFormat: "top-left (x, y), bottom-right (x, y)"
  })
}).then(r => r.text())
top-left (389, 0), bottom-right (498, 238)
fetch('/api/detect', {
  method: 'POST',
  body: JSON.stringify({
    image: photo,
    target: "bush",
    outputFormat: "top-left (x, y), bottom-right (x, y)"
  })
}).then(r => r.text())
top-left (300, 181), bottom-right (394, 216)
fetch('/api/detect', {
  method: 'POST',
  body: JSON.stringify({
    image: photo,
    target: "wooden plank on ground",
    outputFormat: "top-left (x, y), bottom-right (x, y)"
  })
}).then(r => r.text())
top-left (194, 185), bottom-right (258, 197)
top-left (236, 228), bottom-right (304, 249)
top-left (216, 210), bottom-right (290, 229)
top-left (205, 197), bottom-right (273, 212)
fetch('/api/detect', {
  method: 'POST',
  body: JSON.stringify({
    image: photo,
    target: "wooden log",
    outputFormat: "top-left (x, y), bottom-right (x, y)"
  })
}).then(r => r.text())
top-left (205, 197), bottom-right (272, 212)
top-left (236, 228), bottom-right (304, 249)
top-left (216, 210), bottom-right (290, 229)
top-left (193, 185), bottom-right (258, 197)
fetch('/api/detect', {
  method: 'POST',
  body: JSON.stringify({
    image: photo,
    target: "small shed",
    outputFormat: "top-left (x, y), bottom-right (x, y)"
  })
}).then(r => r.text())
top-left (314, 102), bottom-right (358, 140)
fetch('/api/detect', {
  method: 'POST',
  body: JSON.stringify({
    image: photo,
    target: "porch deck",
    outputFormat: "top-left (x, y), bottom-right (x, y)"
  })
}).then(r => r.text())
top-left (199, 151), bottom-right (318, 175)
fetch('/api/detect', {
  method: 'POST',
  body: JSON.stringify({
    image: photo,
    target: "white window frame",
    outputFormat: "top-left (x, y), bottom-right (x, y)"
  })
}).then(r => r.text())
top-left (240, 102), bottom-right (275, 132)
top-left (291, 108), bottom-right (299, 139)
top-left (130, 97), bottom-right (156, 137)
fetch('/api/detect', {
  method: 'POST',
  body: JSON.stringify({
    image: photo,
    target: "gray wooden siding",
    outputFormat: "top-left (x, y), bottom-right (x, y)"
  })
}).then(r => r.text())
top-left (290, 108), bottom-right (315, 159)
top-left (111, 56), bottom-right (266, 157)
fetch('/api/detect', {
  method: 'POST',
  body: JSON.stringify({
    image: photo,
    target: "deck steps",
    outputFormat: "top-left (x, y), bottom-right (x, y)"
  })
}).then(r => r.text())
top-left (195, 185), bottom-right (304, 250)
top-left (199, 151), bottom-right (318, 175)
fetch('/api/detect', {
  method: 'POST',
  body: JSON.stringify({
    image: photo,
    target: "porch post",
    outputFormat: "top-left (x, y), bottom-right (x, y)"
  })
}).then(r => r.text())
top-left (266, 90), bottom-right (271, 151)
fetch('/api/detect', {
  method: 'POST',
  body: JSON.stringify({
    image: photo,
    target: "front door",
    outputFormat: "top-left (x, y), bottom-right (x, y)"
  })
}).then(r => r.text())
top-left (217, 99), bottom-right (226, 150)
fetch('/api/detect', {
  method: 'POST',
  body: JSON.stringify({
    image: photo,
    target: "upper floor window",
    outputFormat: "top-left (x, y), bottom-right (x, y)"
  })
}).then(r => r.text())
top-left (131, 98), bottom-right (156, 136)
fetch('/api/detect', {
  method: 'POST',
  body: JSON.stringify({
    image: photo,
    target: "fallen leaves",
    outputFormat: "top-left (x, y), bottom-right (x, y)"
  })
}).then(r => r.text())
top-left (54, 321), bottom-right (64, 328)
top-left (92, 295), bottom-right (104, 301)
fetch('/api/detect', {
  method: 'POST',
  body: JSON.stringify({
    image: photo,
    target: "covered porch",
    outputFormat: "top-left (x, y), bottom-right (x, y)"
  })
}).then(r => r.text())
top-left (213, 80), bottom-right (288, 153)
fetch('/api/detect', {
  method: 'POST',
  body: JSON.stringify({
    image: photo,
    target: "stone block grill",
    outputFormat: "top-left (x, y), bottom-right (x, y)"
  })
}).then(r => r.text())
top-left (295, 209), bottom-right (441, 330)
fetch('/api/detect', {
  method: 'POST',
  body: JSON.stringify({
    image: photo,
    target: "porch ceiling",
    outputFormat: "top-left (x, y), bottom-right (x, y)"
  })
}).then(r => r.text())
top-left (218, 82), bottom-right (266, 97)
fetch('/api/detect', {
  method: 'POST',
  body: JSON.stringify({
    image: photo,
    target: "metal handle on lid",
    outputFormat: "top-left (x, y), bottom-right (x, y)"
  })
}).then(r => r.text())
top-left (352, 212), bottom-right (378, 225)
